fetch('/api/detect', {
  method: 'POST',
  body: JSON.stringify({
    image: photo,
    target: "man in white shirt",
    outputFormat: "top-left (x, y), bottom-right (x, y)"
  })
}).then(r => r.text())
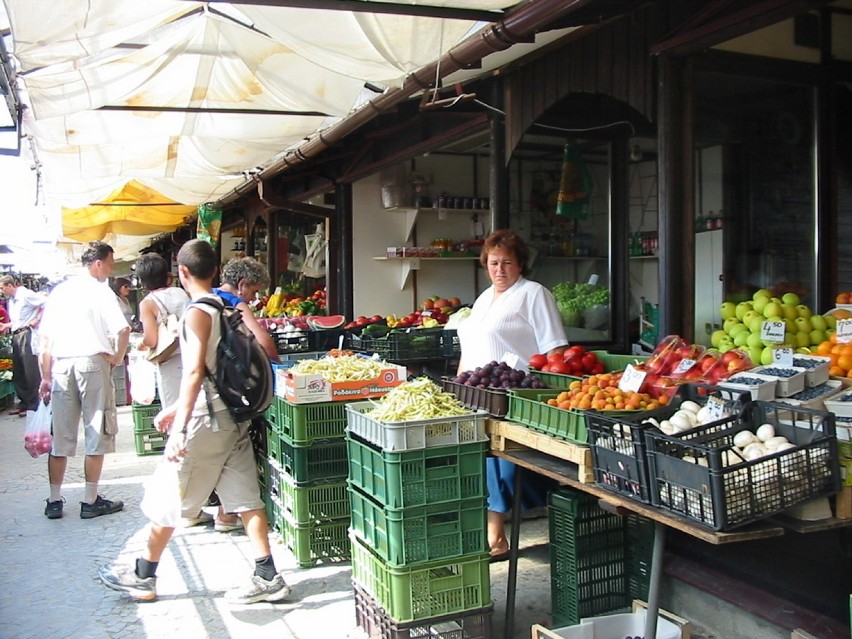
top-left (0, 275), bottom-right (47, 414)
top-left (38, 241), bottom-right (130, 520)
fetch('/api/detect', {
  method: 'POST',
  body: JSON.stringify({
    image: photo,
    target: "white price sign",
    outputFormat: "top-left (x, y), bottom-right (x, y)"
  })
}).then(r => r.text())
top-left (772, 347), bottom-right (794, 366)
top-left (705, 396), bottom-right (728, 421)
top-left (837, 319), bottom-right (852, 344)
top-left (760, 320), bottom-right (786, 343)
top-left (618, 364), bottom-right (647, 393)
top-left (673, 358), bottom-right (696, 375)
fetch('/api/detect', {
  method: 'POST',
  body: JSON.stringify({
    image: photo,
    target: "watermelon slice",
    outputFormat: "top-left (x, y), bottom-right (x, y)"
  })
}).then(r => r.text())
top-left (308, 315), bottom-right (345, 329)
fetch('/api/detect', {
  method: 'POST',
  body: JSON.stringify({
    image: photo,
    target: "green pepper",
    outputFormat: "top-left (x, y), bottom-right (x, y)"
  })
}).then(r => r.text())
top-left (298, 300), bottom-right (319, 315)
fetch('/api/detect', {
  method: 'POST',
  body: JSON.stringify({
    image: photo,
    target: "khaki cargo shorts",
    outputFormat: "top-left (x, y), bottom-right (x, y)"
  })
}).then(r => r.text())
top-left (51, 355), bottom-right (118, 456)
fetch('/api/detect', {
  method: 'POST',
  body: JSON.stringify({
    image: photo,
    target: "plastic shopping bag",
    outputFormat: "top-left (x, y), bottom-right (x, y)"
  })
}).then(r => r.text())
top-left (128, 351), bottom-right (158, 405)
top-left (140, 462), bottom-right (182, 528)
top-left (23, 401), bottom-right (52, 458)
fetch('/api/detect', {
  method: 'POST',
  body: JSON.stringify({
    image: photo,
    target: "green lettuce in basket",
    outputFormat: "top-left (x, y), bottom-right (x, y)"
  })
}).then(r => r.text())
top-left (551, 282), bottom-right (609, 328)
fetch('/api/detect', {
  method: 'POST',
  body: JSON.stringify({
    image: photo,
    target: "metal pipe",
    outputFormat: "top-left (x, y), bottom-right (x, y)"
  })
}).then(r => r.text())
top-left (216, 0), bottom-right (596, 207)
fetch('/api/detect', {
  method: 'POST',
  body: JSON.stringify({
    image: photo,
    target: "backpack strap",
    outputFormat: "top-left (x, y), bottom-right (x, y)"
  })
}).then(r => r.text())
top-left (187, 296), bottom-right (228, 421)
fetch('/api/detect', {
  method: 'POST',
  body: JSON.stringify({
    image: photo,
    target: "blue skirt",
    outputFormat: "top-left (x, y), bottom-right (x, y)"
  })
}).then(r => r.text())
top-left (486, 456), bottom-right (558, 514)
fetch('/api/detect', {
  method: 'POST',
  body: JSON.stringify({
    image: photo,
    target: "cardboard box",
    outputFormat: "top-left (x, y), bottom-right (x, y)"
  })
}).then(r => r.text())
top-left (835, 486), bottom-right (852, 519)
top-left (277, 365), bottom-right (406, 404)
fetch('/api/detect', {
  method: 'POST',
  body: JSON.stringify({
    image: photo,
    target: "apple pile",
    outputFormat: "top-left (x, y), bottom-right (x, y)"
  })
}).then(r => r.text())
top-left (529, 345), bottom-right (605, 376)
top-left (716, 289), bottom-right (835, 366)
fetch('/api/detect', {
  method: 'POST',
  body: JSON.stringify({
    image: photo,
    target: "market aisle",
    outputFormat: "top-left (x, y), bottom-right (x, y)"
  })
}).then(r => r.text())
top-left (0, 406), bottom-right (355, 639)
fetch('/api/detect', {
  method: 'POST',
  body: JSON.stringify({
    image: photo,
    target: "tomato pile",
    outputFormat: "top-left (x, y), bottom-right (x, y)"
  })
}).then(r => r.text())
top-left (529, 345), bottom-right (605, 376)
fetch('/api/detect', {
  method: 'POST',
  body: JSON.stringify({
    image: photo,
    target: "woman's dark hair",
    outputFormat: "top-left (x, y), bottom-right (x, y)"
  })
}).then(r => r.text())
top-left (111, 277), bottom-right (131, 296)
top-left (135, 253), bottom-right (170, 290)
top-left (480, 229), bottom-right (530, 276)
top-left (177, 239), bottom-right (218, 280)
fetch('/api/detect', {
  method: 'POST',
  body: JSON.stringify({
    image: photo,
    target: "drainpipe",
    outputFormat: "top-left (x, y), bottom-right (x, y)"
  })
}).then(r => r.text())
top-left (216, 0), bottom-right (595, 207)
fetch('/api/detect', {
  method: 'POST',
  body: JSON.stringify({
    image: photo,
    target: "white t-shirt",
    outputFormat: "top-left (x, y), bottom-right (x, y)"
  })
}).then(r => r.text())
top-left (9, 285), bottom-right (47, 353)
top-left (40, 275), bottom-right (129, 358)
top-left (180, 294), bottom-right (226, 416)
top-left (457, 276), bottom-right (567, 371)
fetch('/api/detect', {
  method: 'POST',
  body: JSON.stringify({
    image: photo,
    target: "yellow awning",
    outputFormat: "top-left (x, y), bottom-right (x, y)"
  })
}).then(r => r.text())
top-left (62, 180), bottom-right (195, 242)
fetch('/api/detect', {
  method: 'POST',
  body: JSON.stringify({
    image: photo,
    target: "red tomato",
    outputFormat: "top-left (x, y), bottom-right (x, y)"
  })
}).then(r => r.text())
top-left (547, 352), bottom-right (564, 364)
top-left (592, 362), bottom-right (605, 375)
top-left (567, 345), bottom-right (586, 356)
top-left (581, 353), bottom-right (598, 370)
top-left (549, 361), bottom-right (570, 375)
top-left (529, 354), bottom-right (548, 370)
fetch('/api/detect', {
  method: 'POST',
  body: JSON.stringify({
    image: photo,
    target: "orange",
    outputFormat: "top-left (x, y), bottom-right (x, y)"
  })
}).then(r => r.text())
top-left (837, 293), bottom-right (850, 304)
top-left (830, 332), bottom-right (838, 345)
top-left (816, 341), bottom-right (832, 356)
top-left (830, 365), bottom-right (845, 377)
top-left (837, 355), bottom-right (852, 372)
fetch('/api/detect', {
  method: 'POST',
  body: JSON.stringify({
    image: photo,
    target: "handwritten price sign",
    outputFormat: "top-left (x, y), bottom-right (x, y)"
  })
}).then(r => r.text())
top-left (618, 364), bottom-right (646, 393)
top-left (760, 321), bottom-right (785, 344)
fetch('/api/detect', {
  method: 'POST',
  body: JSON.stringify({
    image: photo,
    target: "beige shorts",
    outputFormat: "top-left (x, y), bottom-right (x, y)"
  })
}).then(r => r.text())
top-left (51, 355), bottom-right (118, 457)
top-left (174, 408), bottom-right (263, 518)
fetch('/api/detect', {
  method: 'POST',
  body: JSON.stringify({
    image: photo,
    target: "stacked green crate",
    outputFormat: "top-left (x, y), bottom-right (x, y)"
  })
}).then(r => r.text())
top-left (264, 396), bottom-right (352, 567)
top-left (548, 487), bottom-right (654, 627)
top-left (345, 400), bottom-right (493, 631)
top-left (132, 403), bottom-right (165, 456)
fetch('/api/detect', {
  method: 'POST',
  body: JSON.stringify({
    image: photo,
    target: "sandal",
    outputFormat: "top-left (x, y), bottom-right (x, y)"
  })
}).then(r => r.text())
top-left (489, 550), bottom-right (511, 563)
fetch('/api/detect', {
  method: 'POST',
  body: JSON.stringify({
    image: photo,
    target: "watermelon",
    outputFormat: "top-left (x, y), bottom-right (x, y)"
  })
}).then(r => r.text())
top-left (308, 315), bottom-right (345, 329)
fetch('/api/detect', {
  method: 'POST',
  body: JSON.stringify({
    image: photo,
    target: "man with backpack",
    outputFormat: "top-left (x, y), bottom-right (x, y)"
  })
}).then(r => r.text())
top-left (98, 239), bottom-right (289, 604)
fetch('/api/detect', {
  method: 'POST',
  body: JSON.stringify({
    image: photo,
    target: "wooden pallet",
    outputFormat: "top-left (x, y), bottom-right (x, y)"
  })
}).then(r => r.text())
top-left (487, 419), bottom-right (594, 483)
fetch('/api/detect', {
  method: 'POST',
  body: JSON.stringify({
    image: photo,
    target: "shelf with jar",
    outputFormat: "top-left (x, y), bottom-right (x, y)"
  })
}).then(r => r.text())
top-left (380, 204), bottom-right (489, 245)
top-left (695, 210), bottom-right (724, 233)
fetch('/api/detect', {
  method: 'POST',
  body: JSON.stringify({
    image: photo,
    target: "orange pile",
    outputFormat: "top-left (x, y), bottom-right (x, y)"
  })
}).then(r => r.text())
top-left (814, 334), bottom-right (852, 377)
top-left (546, 373), bottom-right (668, 411)
top-left (836, 292), bottom-right (852, 304)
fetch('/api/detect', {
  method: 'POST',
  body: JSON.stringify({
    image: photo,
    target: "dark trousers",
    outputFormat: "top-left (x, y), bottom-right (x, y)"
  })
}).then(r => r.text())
top-left (12, 328), bottom-right (41, 411)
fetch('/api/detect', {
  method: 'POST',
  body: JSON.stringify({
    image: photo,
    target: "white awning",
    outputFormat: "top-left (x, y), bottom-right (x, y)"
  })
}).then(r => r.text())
top-left (3, 1), bottom-right (517, 209)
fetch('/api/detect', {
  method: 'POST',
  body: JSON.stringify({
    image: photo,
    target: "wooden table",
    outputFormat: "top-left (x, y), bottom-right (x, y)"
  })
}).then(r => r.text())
top-left (493, 446), bottom-right (787, 639)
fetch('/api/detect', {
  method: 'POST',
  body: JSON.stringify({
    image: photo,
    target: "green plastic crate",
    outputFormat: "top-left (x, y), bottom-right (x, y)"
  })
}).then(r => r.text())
top-left (532, 370), bottom-right (582, 389)
top-left (507, 389), bottom-right (598, 445)
top-left (266, 397), bottom-right (349, 444)
top-left (590, 350), bottom-right (648, 372)
top-left (134, 428), bottom-right (166, 456)
top-left (132, 403), bottom-right (161, 432)
top-left (346, 434), bottom-right (487, 509)
top-left (350, 533), bottom-right (491, 624)
top-left (276, 470), bottom-right (350, 524)
top-left (275, 435), bottom-right (349, 483)
top-left (265, 492), bottom-right (283, 533)
top-left (278, 511), bottom-right (351, 568)
top-left (349, 485), bottom-right (487, 566)
top-left (548, 488), bottom-right (654, 627)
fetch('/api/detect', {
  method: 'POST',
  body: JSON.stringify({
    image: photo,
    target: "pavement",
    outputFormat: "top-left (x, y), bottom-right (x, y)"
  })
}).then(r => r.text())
top-left (0, 404), bottom-right (555, 639)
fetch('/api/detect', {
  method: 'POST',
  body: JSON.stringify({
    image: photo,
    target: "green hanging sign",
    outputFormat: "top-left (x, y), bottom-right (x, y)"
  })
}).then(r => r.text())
top-left (555, 141), bottom-right (592, 219)
top-left (196, 203), bottom-right (222, 248)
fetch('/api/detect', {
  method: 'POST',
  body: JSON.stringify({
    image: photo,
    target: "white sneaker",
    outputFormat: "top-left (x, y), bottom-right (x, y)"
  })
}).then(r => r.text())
top-left (214, 517), bottom-right (244, 533)
top-left (182, 511), bottom-right (214, 527)
top-left (225, 573), bottom-right (291, 604)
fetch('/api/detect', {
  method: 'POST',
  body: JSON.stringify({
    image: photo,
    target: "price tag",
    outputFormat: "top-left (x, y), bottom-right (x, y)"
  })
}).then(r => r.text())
top-left (772, 347), bottom-right (794, 366)
top-left (837, 319), bottom-right (852, 344)
top-left (618, 364), bottom-right (646, 393)
top-left (705, 396), bottom-right (727, 421)
top-left (760, 320), bottom-right (785, 343)
top-left (673, 358), bottom-right (696, 375)
top-left (502, 352), bottom-right (520, 369)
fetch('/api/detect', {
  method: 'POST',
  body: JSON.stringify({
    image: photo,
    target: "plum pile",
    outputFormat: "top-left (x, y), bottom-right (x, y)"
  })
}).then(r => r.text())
top-left (453, 361), bottom-right (545, 390)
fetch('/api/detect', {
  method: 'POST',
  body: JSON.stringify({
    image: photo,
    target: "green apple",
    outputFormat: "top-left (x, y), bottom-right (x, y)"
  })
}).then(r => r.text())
top-left (760, 345), bottom-right (776, 366)
top-left (794, 316), bottom-right (812, 333)
top-left (746, 332), bottom-right (765, 348)
top-left (733, 332), bottom-right (750, 347)
top-left (743, 310), bottom-right (762, 327)
top-left (720, 302), bottom-right (737, 321)
top-left (723, 317), bottom-right (743, 334)
top-left (747, 346), bottom-right (763, 365)
top-left (781, 304), bottom-right (798, 321)
top-left (771, 297), bottom-right (783, 305)
top-left (728, 323), bottom-right (749, 337)
top-left (823, 314), bottom-right (836, 330)
top-left (763, 301), bottom-right (783, 319)
top-left (809, 329), bottom-right (827, 345)
top-left (718, 339), bottom-right (734, 353)
top-left (710, 329), bottom-right (727, 348)
top-left (795, 331), bottom-right (811, 348)
top-left (784, 318), bottom-right (797, 334)
top-left (735, 301), bottom-right (753, 321)
top-left (748, 316), bottom-right (765, 334)
top-left (781, 292), bottom-right (800, 306)
top-left (752, 296), bottom-right (770, 314)
top-left (753, 289), bottom-right (772, 301)
top-left (796, 304), bottom-right (812, 319)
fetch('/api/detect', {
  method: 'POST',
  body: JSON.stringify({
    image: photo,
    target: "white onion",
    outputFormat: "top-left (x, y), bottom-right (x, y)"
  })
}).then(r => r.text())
top-left (733, 430), bottom-right (757, 449)
top-left (756, 423), bottom-right (776, 442)
top-left (680, 400), bottom-right (702, 414)
top-left (764, 436), bottom-right (789, 451)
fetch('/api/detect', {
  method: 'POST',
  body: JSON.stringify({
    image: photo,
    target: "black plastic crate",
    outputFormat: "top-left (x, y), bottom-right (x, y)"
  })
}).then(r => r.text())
top-left (353, 580), bottom-right (494, 639)
top-left (349, 328), bottom-right (443, 362)
top-left (548, 488), bottom-right (654, 627)
top-left (274, 332), bottom-right (311, 354)
top-left (644, 401), bottom-right (840, 530)
top-left (441, 329), bottom-right (461, 359)
top-left (309, 328), bottom-right (347, 352)
top-left (441, 378), bottom-right (509, 418)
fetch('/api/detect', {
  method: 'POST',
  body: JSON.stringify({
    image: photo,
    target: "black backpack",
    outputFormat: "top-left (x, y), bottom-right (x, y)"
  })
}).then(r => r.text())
top-left (191, 296), bottom-right (273, 422)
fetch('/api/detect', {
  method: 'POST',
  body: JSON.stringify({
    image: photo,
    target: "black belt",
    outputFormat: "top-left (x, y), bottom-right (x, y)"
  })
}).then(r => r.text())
top-left (12, 326), bottom-right (31, 335)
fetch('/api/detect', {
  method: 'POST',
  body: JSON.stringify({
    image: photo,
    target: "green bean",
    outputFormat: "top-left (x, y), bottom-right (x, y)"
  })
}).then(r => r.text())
top-left (367, 377), bottom-right (469, 422)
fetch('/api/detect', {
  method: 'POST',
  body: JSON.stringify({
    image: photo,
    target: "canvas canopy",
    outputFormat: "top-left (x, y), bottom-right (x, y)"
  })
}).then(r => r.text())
top-left (61, 180), bottom-right (195, 242)
top-left (3, 0), bottom-right (518, 215)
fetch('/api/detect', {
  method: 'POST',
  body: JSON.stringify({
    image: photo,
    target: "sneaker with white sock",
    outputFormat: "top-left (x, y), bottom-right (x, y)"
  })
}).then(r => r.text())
top-left (225, 573), bottom-right (291, 604)
top-left (98, 563), bottom-right (157, 602)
